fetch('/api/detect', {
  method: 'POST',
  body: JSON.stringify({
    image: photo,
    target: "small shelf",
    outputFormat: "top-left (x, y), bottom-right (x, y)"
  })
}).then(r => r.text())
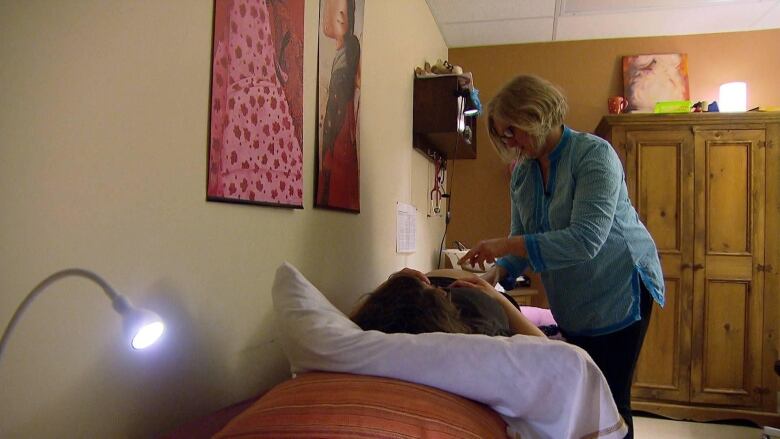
top-left (413, 75), bottom-right (477, 159)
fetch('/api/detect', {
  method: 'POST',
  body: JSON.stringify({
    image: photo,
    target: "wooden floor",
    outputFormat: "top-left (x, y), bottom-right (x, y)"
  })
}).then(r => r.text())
top-left (634, 416), bottom-right (763, 439)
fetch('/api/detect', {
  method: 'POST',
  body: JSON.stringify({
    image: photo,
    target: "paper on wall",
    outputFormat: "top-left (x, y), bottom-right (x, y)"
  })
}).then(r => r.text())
top-left (396, 202), bottom-right (416, 253)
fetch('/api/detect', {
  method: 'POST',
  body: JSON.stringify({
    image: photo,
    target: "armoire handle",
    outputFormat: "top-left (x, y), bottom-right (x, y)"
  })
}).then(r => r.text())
top-left (680, 263), bottom-right (704, 271)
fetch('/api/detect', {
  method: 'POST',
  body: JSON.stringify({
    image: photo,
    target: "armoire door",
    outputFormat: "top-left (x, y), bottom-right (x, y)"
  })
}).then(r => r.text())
top-left (626, 129), bottom-right (694, 403)
top-left (690, 129), bottom-right (765, 407)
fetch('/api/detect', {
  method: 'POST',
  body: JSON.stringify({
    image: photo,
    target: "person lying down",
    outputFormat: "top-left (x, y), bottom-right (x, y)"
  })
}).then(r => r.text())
top-left (350, 267), bottom-right (545, 338)
top-left (273, 262), bottom-right (629, 439)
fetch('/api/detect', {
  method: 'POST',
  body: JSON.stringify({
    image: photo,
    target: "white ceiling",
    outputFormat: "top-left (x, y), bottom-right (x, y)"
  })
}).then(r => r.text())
top-left (426, 0), bottom-right (780, 47)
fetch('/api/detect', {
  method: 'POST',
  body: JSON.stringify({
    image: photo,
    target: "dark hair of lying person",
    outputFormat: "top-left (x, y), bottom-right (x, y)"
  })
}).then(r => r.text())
top-left (350, 275), bottom-right (512, 337)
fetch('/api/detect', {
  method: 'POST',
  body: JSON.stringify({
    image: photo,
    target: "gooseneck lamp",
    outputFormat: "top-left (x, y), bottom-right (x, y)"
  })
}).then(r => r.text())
top-left (0, 268), bottom-right (165, 363)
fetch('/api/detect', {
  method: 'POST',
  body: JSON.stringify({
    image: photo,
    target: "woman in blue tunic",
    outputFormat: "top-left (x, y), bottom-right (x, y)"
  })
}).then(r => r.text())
top-left (460, 75), bottom-right (665, 439)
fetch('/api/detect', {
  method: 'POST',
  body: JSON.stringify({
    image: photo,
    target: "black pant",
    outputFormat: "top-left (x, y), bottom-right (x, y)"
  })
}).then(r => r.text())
top-left (563, 283), bottom-right (653, 439)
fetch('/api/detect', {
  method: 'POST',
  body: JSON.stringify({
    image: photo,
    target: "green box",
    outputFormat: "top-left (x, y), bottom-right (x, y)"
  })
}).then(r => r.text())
top-left (654, 100), bottom-right (692, 113)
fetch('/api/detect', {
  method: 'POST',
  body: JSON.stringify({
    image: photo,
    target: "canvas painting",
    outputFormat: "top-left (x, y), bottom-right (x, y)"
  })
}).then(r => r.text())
top-left (315, 0), bottom-right (364, 213)
top-left (622, 53), bottom-right (690, 113)
top-left (207, 0), bottom-right (305, 208)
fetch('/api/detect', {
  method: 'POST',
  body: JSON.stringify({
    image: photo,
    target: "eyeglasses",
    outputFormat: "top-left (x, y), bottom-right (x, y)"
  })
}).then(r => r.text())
top-left (498, 128), bottom-right (515, 144)
top-left (490, 125), bottom-right (516, 145)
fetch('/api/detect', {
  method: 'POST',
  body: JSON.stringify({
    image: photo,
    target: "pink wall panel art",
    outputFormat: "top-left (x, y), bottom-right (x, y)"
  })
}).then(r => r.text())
top-left (207, 0), bottom-right (304, 208)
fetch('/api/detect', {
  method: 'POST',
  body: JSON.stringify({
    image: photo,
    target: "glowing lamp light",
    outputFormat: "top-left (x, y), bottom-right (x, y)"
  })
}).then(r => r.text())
top-left (719, 82), bottom-right (747, 112)
top-left (131, 321), bottom-right (165, 350)
top-left (0, 268), bottom-right (165, 363)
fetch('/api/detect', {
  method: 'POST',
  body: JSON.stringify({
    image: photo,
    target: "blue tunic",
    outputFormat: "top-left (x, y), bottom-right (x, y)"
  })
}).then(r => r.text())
top-left (495, 126), bottom-right (665, 336)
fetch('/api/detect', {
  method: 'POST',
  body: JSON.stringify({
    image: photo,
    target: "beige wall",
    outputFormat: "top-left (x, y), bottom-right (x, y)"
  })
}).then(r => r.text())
top-left (446, 29), bottom-right (780, 302)
top-left (0, 0), bottom-right (447, 437)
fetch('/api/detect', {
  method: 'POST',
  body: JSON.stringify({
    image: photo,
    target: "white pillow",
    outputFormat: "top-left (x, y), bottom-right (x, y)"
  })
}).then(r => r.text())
top-left (272, 262), bottom-right (627, 439)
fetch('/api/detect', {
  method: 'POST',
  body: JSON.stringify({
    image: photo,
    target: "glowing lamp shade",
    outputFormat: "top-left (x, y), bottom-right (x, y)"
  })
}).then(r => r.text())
top-left (131, 321), bottom-right (165, 350)
top-left (719, 82), bottom-right (747, 112)
top-left (112, 294), bottom-right (165, 350)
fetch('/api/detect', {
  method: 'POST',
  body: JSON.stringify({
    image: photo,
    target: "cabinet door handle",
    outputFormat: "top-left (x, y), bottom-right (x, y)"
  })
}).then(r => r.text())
top-left (680, 263), bottom-right (691, 270)
top-left (692, 264), bottom-right (704, 271)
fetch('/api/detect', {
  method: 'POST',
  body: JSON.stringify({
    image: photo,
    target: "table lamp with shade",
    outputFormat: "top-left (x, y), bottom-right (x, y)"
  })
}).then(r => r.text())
top-left (719, 81), bottom-right (747, 112)
top-left (0, 268), bottom-right (165, 363)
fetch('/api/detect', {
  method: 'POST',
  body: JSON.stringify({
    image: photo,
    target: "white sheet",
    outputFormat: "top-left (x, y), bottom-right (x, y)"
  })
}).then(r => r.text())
top-left (272, 262), bottom-right (627, 439)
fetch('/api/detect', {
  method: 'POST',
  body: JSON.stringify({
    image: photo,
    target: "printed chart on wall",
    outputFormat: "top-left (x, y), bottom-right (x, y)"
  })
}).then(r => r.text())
top-left (396, 202), bottom-right (416, 254)
top-left (206, 0), bottom-right (305, 208)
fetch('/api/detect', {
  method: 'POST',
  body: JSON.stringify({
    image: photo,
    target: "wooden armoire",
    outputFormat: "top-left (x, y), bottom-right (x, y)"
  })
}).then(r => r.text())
top-left (596, 112), bottom-right (780, 425)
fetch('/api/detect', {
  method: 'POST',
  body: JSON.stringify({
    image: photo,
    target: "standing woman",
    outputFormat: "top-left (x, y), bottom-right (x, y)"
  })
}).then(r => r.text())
top-left (460, 75), bottom-right (664, 438)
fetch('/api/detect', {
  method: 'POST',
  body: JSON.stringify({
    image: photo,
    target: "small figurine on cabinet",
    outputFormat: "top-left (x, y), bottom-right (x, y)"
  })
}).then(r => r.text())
top-left (691, 101), bottom-right (706, 112)
top-left (415, 59), bottom-right (464, 77)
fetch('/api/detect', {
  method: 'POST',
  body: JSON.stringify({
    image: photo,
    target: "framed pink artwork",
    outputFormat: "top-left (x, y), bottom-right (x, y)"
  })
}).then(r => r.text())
top-left (314, 0), bottom-right (364, 213)
top-left (622, 53), bottom-right (690, 113)
top-left (207, 0), bottom-right (305, 208)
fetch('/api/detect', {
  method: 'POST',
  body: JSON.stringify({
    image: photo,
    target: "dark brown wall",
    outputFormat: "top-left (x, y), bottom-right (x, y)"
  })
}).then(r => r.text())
top-left (446, 28), bottom-right (780, 258)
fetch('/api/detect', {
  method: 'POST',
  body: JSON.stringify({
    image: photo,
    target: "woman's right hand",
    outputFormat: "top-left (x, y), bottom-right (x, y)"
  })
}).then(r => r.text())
top-left (458, 237), bottom-right (526, 272)
top-left (449, 276), bottom-right (503, 301)
top-left (387, 267), bottom-right (431, 286)
top-left (452, 274), bottom-right (545, 337)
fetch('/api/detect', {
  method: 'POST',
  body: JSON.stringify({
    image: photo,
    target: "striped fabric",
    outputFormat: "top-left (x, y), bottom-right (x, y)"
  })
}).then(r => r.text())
top-left (214, 372), bottom-right (509, 438)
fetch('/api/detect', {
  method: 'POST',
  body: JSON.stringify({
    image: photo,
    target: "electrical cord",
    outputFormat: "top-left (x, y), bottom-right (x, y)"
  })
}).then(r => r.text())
top-left (436, 134), bottom-right (458, 268)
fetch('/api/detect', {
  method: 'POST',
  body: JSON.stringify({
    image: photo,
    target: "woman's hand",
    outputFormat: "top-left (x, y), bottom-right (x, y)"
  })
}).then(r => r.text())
top-left (459, 237), bottom-right (527, 271)
top-left (451, 274), bottom-right (545, 338)
top-left (387, 267), bottom-right (431, 286)
top-left (450, 276), bottom-right (503, 301)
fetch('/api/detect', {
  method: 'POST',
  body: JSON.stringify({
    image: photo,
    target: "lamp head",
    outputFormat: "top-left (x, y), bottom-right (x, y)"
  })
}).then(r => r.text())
top-left (125, 308), bottom-right (165, 350)
top-left (719, 81), bottom-right (747, 112)
top-left (112, 295), bottom-right (165, 350)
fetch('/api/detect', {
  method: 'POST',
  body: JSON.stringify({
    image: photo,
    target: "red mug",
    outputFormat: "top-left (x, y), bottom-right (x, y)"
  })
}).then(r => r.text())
top-left (608, 96), bottom-right (628, 114)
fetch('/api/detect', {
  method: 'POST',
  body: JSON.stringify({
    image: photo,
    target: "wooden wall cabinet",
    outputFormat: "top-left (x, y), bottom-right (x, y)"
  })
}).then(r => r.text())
top-left (596, 113), bottom-right (780, 426)
top-left (413, 75), bottom-right (477, 159)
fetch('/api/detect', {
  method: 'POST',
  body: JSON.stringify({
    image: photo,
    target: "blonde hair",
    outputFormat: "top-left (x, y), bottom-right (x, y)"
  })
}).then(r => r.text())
top-left (486, 75), bottom-right (568, 163)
